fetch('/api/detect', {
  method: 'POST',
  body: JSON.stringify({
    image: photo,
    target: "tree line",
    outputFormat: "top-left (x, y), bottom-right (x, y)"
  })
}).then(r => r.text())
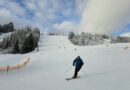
top-left (0, 23), bottom-right (40, 54)
top-left (68, 32), bottom-right (130, 46)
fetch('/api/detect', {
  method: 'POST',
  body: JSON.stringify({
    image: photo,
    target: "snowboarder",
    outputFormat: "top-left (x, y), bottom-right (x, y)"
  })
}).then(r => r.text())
top-left (73, 56), bottom-right (84, 78)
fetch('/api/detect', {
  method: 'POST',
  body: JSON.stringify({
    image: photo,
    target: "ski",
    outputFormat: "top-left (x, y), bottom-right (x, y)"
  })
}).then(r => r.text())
top-left (66, 76), bottom-right (80, 81)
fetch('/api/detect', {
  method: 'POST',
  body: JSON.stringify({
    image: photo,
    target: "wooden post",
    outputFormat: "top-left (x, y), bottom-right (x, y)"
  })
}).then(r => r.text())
top-left (18, 64), bottom-right (19, 72)
top-left (7, 65), bottom-right (9, 75)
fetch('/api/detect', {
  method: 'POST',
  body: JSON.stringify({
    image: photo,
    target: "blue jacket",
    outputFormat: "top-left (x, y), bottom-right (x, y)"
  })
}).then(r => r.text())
top-left (73, 56), bottom-right (84, 71)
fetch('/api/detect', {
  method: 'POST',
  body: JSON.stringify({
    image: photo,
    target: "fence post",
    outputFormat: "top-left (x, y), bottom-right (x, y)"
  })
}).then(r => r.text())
top-left (7, 65), bottom-right (9, 75)
top-left (18, 64), bottom-right (19, 72)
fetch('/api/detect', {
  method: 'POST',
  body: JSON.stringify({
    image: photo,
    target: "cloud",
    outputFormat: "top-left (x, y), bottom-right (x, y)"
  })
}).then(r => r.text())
top-left (75, 0), bottom-right (87, 16)
top-left (0, 0), bottom-right (129, 35)
top-left (120, 32), bottom-right (130, 37)
top-left (0, 1), bottom-right (27, 16)
top-left (54, 21), bottom-right (78, 32)
top-left (0, 0), bottom-right (34, 29)
top-left (0, 0), bottom-right (87, 32)
top-left (80, 0), bottom-right (130, 35)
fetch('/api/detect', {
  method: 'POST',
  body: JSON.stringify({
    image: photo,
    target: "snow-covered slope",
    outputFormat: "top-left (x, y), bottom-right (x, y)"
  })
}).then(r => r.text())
top-left (0, 35), bottom-right (130, 90)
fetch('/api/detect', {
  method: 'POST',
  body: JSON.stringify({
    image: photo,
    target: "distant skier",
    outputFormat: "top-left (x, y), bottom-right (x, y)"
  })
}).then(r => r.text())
top-left (75, 48), bottom-right (76, 52)
top-left (36, 43), bottom-right (39, 52)
top-left (73, 56), bottom-right (84, 78)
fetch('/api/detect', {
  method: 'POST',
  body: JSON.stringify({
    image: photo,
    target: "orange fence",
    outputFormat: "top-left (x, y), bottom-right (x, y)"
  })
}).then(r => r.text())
top-left (0, 58), bottom-right (30, 72)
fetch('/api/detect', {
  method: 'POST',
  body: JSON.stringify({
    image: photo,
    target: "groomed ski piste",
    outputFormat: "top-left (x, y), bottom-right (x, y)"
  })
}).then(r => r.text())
top-left (0, 34), bottom-right (130, 90)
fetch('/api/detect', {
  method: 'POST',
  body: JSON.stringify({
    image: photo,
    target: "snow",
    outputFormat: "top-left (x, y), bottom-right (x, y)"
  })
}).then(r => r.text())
top-left (0, 32), bottom-right (12, 41)
top-left (0, 35), bottom-right (130, 90)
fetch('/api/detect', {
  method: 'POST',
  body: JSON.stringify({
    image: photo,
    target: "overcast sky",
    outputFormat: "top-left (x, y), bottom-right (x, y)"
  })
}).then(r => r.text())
top-left (0, 0), bottom-right (130, 36)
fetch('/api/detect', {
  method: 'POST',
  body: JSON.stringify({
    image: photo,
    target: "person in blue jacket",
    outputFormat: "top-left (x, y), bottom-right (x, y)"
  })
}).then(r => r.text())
top-left (73, 56), bottom-right (84, 78)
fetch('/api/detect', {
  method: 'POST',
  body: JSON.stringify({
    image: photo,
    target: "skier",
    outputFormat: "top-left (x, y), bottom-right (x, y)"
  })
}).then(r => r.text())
top-left (73, 56), bottom-right (84, 78)
top-left (74, 48), bottom-right (76, 52)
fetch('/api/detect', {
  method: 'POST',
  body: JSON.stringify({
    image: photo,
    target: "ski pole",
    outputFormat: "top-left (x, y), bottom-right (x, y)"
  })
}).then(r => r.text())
top-left (81, 68), bottom-right (88, 76)
top-left (82, 69), bottom-right (87, 76)
top-left (65, 66), bottom-right (73, 72)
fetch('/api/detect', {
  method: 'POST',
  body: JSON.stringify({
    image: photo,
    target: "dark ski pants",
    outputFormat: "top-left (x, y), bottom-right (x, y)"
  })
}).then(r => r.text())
top-left (73, 66), bottom-right (82, 78)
